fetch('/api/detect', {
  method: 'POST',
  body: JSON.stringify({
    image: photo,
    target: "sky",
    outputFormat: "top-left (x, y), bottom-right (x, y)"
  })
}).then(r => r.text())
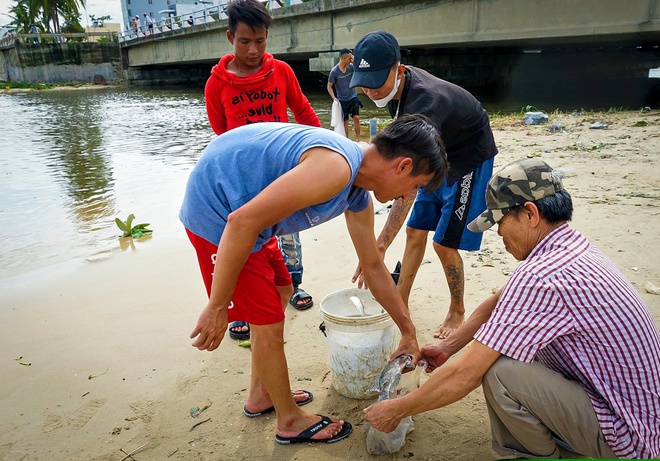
top-left (0, 0), bottom-right (125, 27)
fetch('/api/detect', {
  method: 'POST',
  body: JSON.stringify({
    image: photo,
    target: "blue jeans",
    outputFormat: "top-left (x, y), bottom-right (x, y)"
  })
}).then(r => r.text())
top-left (277, 233), bottom-right (303, 287)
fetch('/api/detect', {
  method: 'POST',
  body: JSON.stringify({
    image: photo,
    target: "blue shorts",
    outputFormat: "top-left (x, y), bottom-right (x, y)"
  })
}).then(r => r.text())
top-left (339, 97), bottom-right (362, 120)
top-left (407, 157), bottom-right (494, 250)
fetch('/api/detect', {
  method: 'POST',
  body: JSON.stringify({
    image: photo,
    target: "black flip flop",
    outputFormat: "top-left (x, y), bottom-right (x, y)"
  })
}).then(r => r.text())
top-left (290, 287), bottom-right (314, 311)
top-left (228, 320), bottom-right (250, 340)
top-left (275, 415), bottom-right (352, 444)
top-left (391, 260), bottom-right (402, 285)
top-left (243, 390), bottom-right (314, 417)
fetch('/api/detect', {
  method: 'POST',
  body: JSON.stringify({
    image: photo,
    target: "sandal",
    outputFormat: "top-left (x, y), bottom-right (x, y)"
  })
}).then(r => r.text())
top-left (391, 260), bottom-right (402, 285)
top-left (275, 415), bottom-right (352, 444)
top-left (290, 287), bottom-right (314, 311)
top-left (228, 321), bottom-right (250, 340)
top-left (243, 390), bottom-right (314, 417)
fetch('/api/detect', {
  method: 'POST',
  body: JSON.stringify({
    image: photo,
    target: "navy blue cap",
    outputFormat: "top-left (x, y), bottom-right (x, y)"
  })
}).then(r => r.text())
top-left (349, 31), bottom-right (401, 89)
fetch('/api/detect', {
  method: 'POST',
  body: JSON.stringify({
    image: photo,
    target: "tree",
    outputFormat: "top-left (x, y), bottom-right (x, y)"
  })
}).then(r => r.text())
top-left (8, 0), bottom-right (87, 34)
top-left (8, 0), bottom-right (41, 33)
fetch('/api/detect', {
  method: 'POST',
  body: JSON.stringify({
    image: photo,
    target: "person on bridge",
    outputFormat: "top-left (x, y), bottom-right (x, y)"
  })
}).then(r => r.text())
top-left (204, 0), bottom-right (321, 341)
top-left (143, 13), bottom-right (154, 36)
top-left (327, 48), bottom-right (363, 142)
top-left (362, 158), bottom-right (660, 459)
top-left (350, 31), bottom-right (498, 339)
top-left (180, 115), bottom-right (448, 445)
top-left (133, 15), bottom-right (140, 37)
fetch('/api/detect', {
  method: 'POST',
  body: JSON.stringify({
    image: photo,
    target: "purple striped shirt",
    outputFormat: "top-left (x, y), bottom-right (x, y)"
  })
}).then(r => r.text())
top-left (475, 224), bottom-right (660, 458)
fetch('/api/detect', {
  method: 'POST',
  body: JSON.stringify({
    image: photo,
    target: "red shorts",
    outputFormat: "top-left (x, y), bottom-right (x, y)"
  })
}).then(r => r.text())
top-left (186, 229), bottom-right (292, 325)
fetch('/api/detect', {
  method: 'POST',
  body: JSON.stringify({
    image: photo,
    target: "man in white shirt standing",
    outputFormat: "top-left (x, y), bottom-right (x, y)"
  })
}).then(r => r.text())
top-left (143, 13), bottom-right (153, 36)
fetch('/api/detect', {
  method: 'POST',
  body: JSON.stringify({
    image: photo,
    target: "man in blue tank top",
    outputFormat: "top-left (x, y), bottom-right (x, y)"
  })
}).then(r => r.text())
top-left (180, 114), bottom-right (447, 445)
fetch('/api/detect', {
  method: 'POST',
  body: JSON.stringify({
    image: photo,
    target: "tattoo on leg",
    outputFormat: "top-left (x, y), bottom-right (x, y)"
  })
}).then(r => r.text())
top-left (445, 262), bottom-right (464, 306)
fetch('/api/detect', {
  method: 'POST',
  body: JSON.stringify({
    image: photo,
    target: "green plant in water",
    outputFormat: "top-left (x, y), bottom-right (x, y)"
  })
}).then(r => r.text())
top-left (115, 214), bottom-right (153, 238)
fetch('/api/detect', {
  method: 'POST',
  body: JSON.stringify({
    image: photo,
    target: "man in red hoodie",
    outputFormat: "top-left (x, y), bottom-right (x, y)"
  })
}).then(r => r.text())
top-left (204, 0), bottom-right (320, 341)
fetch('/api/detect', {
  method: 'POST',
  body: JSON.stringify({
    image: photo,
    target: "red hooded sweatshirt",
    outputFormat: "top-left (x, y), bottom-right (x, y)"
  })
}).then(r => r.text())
top-left (204, 52), bottom-right (321, 135)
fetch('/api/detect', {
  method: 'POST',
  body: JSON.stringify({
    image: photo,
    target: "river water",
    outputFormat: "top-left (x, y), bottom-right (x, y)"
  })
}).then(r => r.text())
top-left (0, 86), bottom-right (402, 280)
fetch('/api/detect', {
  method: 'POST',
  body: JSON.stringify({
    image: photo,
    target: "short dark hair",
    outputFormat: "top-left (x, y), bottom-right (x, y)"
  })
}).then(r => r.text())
top-left (509, 189), bottom-right (573, 223)
top-left (227, 0), bottom-right (272, 34)
top-left (372, 114), bottom-right (448, 192)
top-left (340, 48), bottom-right (352, 56)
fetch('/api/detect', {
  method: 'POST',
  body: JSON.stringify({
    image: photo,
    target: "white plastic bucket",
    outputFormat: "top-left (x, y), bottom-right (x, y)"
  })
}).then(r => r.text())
top-left (319, 288), bottom-right (399, 399)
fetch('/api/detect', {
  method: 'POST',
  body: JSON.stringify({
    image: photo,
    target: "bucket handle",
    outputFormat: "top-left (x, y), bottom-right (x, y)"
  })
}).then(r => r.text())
top-left (318, 322), bottom-right (326, 337)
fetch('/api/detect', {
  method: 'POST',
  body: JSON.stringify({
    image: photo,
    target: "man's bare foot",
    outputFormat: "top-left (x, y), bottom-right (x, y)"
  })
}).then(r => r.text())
top-left (433, 310), bottom-right (465, 339)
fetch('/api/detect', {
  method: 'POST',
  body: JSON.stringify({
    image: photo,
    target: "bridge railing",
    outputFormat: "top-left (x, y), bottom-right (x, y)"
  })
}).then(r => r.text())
top-left (118, 5), bottom-right (225, 43)
top-left (0, 32), bottom-right (117, 48)
top-left (116, 1), bottom-right (309, 44)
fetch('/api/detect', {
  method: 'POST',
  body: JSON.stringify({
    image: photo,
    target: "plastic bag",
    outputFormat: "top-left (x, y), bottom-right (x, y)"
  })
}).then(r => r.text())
top-left (364, 361), bottom-right (425, 455)
top-left (331, 100), bottom-right (346, 137)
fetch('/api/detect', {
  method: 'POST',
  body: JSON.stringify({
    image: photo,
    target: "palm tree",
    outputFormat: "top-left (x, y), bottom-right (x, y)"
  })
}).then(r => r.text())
top-left (8, 0), bottom-right (41, 33)
top-left (8, 0), bottom-right (86, 34)
top-left (43, 0), bottom-right (87, 33)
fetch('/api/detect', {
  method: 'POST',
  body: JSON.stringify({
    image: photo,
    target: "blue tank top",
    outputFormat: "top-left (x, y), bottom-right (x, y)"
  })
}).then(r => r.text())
top-left (180, 122), bottom-right (370, 250)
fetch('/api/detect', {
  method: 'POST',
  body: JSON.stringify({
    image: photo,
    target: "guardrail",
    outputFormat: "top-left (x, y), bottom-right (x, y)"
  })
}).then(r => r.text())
top-left (0, 31), bottom-right (117, 48)
top-left (118, 5), bottom-right (224, 43)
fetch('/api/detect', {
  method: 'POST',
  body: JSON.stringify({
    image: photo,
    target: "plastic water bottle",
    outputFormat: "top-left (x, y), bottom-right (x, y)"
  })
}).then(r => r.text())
top-left (369, 118), bottom-right (377, 137)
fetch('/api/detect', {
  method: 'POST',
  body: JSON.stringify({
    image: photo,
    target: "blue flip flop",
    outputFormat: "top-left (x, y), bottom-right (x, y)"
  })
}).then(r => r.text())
top-left (243, 390), bottom-right (314, 417)
top-left (275, 415), bottom-right (353, 444)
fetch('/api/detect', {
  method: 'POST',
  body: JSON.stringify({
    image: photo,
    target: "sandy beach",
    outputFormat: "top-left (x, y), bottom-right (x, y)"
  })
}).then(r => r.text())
top-left (1, 110), bottom-right (659, 461)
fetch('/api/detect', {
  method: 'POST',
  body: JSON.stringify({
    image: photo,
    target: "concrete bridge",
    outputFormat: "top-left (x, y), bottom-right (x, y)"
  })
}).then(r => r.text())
top-left (122, 0), bottom-right (659, 70)
top-left (2, 0), bottom-right (657, 107)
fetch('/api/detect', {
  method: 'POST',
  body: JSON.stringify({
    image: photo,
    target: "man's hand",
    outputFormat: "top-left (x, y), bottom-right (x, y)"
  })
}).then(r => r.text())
top-left (363, 399), bottom-right (402, 433)
top-left (391, 335), bottom-right (421, 365)
top-left (190, 303), bottom-right (228, 351)
top-left (352, 245), bottom-right (386, 289)
top-left (420, 341), bottom-right (452, 372)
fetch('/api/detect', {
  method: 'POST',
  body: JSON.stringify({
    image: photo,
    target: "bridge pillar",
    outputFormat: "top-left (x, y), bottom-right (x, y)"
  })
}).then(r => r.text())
top-left (309, 51), bottom-right (340, 75)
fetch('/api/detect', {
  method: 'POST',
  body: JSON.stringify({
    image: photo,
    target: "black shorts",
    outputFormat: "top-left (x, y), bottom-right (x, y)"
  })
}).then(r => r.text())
top-left (339, 97), bottom-right (362, 121)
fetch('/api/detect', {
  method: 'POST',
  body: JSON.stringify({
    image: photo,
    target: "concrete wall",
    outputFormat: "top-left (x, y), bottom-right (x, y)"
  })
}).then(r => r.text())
top-left (0, 42), bottom-right (122, 84)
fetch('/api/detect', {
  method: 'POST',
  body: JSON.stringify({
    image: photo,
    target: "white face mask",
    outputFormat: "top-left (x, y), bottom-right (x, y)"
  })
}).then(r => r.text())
top-left (372, 70), bottom-right (401, 108)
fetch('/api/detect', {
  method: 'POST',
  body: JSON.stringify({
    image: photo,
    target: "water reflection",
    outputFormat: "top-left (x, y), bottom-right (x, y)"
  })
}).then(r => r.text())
top-left (0, 87), bottom-right (214, 279)
top-left (43, 93), bottom-right (116, 231)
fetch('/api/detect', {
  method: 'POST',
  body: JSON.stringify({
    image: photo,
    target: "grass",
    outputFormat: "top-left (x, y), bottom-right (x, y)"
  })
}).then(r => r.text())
top-left (2, 81), bottom-right (55, 90)
top-left (2, 81), bottom-right (98, 90)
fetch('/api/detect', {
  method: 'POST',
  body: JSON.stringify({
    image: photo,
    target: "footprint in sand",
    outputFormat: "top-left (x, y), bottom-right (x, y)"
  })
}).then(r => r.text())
top-left (42, 399), bottom-right (106, 434)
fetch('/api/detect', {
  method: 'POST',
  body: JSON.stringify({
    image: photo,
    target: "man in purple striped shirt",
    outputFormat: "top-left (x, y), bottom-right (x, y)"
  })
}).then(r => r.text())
top-left (363, 158), bottom-right (660, 459)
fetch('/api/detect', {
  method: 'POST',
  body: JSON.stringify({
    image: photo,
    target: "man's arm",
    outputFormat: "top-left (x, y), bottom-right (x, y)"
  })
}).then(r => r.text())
top-left (282, 62), bottom-right (321, 127)
top-left (422, 287), bottom-right (503, 371)
top-left (351, 189), bottom-right (416, 287)
top-left (190, 149), bottom-right (351, 351)
top-left (377, 189), bottom-right (416, 253)
top-left (344, 205), bottom-right (420, 362)
top-left (327, 81), bottom-right (337, 101)
top-left (204, 77), bottom-right (227, 135)
top-left (364, 341), bottom-right (501, 433)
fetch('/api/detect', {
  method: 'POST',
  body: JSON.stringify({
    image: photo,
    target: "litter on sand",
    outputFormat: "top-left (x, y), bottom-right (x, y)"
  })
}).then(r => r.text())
top-left (88, 368), bottom-right (109, 379)
top-left (190, 402), bottom-right (212, 418)
top-left (15, 356), bottom-right (31, 366)
top-left (645, 282), bottom-right (660, 295)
